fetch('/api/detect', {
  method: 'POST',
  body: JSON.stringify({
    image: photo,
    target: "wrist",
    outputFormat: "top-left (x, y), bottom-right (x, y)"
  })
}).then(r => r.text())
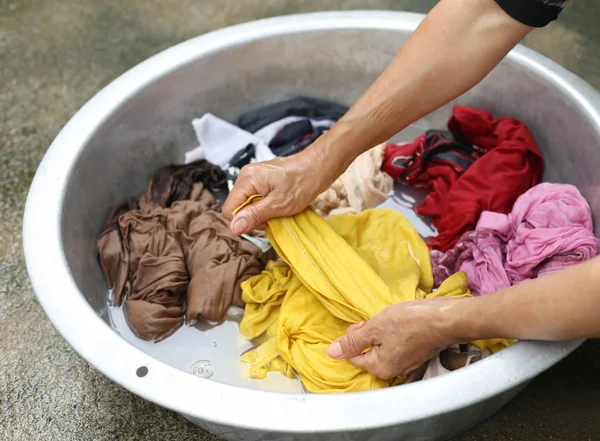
top-left (434, 296), bottom-right (490, 344)
top-left (296, 129), bottom-right (357, 195)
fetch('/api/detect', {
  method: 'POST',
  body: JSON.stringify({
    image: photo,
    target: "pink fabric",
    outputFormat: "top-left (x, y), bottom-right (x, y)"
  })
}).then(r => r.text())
top-left (431, 183), bottom-right (598, 295)
top-left (430, 230), bottom-right (510, 295)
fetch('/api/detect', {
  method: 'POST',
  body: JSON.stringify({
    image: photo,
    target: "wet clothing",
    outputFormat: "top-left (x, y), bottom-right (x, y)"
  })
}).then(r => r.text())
top-left (235, 96), bottom-right (348, 133)
top-left (383, 106), bottom-right (544, 252)
top-left (431, 183), bottom-right (598, 295)
top-left (312, 143), bottom-right (393, 217)
top-left (236, 196), bottom-right (513, 393)
top-left (97, 160), bottom-right (273, 342)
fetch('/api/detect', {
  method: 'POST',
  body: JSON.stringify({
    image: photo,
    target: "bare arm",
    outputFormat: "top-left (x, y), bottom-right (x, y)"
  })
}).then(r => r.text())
top-left (309, 0), bottom-right (533, 181)
top-left (451, 256), bottom-right (600, 342)
top-left (222, 0), bottom-right (532, 234)
top-left (328, 258), bottom-right (600, 380)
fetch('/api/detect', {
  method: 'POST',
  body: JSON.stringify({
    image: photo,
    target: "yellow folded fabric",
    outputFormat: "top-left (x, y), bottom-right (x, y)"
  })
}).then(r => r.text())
top-left (235, 196), bottom-right (514, 393)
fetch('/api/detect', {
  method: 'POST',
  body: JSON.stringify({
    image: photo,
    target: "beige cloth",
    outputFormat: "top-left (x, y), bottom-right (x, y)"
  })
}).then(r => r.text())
top-left (312, 143), bottom-right (393, 217)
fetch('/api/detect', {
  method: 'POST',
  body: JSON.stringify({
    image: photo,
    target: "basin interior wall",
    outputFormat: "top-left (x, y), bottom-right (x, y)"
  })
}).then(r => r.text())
top-left (52, 19), bottom-right (600, 439)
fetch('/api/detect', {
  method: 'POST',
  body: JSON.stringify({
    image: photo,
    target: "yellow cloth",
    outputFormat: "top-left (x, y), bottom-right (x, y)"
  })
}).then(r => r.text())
top-left (235, 196), bottom-right (513, 393)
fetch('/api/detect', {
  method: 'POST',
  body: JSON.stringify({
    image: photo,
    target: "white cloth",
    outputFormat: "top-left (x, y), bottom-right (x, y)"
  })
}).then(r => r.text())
top-left (184, 145), bottom-right (205, 164)
top-left (423, 346), bottom-right (489, 380)
top-left (422, 355), bottom-right (451, 380)
top-left (185, 114), bottom-right (336, 168)
top-left (186, 113), bottom-right (276, 168)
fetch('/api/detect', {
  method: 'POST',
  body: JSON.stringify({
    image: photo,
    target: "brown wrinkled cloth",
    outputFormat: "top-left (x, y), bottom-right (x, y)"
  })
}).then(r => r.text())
top-left (97, 160), bottom-right (272, 342)
top-left (312, 143), bottom-right (393, 217)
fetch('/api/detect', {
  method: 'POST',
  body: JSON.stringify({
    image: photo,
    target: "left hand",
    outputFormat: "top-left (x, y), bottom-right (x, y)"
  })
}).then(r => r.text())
top-left (327, 298), bottom-right (459, 379)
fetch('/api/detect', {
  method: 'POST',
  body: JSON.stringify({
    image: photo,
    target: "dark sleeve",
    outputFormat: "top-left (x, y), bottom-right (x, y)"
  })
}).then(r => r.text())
top-left (495, 0), bottom-right (567, 28)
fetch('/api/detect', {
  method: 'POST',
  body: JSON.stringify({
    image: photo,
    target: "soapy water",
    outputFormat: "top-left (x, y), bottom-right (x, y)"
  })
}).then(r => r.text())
top-left (108, 304), bottom-right (305, 393)
top-left (189, 360), bottom-right (214, 379)
top-left (107, 124), bottom-right (436, 393)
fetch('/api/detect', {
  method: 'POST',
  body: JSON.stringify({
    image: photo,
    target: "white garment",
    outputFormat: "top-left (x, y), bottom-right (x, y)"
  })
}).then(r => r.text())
top-left (184, 145), bottom-right (205, 164)
top-left (185, 114), bottom-right (336, 168)
top-left (423, 346), bottom-right (489, 380)
top-left (187, 113), bottom-right (276, 168)
top-left (422, 355), bottom-right (451, 380)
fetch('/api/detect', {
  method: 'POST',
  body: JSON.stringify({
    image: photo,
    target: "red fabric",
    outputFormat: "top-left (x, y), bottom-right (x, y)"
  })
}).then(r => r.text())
top-left (383, 106), bottom-right (544, 251)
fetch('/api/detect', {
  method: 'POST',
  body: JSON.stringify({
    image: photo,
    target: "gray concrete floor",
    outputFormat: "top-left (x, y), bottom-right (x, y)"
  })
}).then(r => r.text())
top-left (2, 1), bottom-right (600, 440)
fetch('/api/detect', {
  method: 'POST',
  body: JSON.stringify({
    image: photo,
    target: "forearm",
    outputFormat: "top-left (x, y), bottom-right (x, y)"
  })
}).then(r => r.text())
top-left (448, 257), bottom-right (600, 342)
top-left (300, 0), bottom-right (532, 183)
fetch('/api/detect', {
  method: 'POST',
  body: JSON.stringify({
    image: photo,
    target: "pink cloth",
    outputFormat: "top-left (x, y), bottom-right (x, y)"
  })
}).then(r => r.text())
top-left (431, 183), bottom-right (598, 295)
top-left (430, 230), bottom-right (510, 295)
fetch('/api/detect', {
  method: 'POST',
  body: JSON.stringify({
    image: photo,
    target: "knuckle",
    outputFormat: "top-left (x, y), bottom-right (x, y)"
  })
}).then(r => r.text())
top-left (365, 321), bottom-right (382, 340)
top-left (342, 334), bottom-right (359, 354)
top-left (246, 206), bottom-right (264, 226)
top-left (240, 163), bottom-right (258, 174)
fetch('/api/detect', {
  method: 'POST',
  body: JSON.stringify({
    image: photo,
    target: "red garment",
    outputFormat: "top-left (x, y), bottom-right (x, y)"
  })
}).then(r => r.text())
top-left (383, 106), bottom-right (544, 251)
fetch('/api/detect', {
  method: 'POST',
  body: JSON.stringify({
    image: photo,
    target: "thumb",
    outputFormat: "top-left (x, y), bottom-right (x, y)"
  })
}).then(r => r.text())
top-left (230, 197), bottom-right (277, 235)
top-left (328, 323), bottom-right (375, 360)
top-left (345, 321), bottom-right (366, 335)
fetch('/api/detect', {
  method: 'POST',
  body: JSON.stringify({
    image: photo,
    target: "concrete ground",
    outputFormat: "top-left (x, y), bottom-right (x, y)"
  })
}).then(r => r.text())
top-left (2, 0), bottom-right (600, 439)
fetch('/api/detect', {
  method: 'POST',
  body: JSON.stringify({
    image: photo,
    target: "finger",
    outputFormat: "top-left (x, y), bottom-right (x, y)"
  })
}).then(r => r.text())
top-left (230, 196), bottom-right (279, 235)
top-left (352, 348), bottom-right (400, 380)
top-left (347, 348), bottom-right (379, 373)
top-left (221, 174), bottom-right (259, 222)
top-left (345, 321), bottom-right (366, 335)
top-left (327, 323), bottom-right (375, 360)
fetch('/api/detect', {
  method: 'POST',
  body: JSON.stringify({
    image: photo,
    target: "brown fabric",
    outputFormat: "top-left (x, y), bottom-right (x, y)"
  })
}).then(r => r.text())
top-left (97, 160), bottom-right (272, 342)
top-left (184, 210), bottom-right (270, 323)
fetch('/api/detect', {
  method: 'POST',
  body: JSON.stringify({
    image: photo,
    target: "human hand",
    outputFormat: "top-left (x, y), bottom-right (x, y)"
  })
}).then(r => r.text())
top-left (222, 149), bottom-right (330, 235)
top-left (327, 298), bottom-right (460, 379)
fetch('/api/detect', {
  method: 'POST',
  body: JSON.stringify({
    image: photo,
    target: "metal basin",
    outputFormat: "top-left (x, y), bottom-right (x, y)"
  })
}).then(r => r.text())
top-left (23, 11), bottom-right (600, 441)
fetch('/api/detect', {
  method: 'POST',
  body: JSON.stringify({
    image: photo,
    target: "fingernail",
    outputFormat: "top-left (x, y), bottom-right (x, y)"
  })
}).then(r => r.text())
top-left (327, 341), bottom-right (343, 359)
top-left (231, 216), bottom-right (248, 235)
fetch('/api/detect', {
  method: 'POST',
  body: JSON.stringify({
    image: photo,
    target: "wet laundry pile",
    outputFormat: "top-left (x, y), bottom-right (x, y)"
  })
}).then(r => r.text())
top-left (97, 96), bottom-right (393, 344)
top-left (383, 105), bottom-right (597, 296)
top-left (185, 96), bottom-right (393, 215)
top-left (97, 160), bottom-right (275, 342)
top-left (236, 195), bottom-right (512, 393)
top-left (96, 97), bottom-right (598, 392)
top-left (185, 96), bottom-right (348, 170)
top-left (430, 183), bottom-right (599, 295)
top-left (383, 105), bottom-right (544, 251)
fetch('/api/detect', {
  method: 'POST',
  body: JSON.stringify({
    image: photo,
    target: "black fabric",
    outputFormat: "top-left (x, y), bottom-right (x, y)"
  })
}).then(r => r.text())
top-left (420, 130), bottom-right (482, 172)
top-left (235, 96), bottom-right (349, 133)
top-left (275, 127), bottom-right (327, 157)
top-left (268, 119), bottom-right (328, 157)
top-left (391, 130), bottom-right (482, 176)
top-left (167, 160), bottom-right (228, 206)
top-left (146, 159), bottom-right (229, 207)
top-left (229, 144), bottom-right (256, 169)
top-left (269, 119), bottom-right (313, 151)
top-left (226, 144), bottom-right (256, 190)
top-left (495, 0), bottom-right (566, 28)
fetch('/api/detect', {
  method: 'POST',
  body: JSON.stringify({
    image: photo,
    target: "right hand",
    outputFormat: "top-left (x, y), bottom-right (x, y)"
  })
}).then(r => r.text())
top-left (222, 151), bottom-right (329, 235)
top-left (327, 297), bottom-right (460, 379)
